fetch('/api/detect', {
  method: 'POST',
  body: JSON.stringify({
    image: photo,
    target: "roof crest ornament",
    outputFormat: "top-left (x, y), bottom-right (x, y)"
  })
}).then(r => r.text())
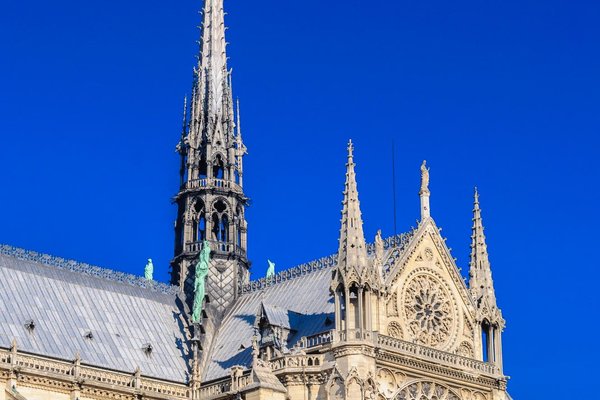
top-left (239, 230), bottom-right (415, 295)
top-left (0, 244), bottom-right (178, 295)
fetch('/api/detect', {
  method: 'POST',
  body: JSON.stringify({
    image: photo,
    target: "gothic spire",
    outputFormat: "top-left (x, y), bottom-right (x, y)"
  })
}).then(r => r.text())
top-left (337, 140), bottom-right (369, 277)
top-left (190, 0), bottom-right (234, 147)
top-left (469, 188), bottom-right (502, 324)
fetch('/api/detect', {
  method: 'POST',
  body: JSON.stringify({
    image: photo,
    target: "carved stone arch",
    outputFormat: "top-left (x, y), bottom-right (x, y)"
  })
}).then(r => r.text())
top-left (364, 376), bottom-right (378, 400)
top-left (456, 341), bottom-right (475, 358)
top-left (211, 197), bottom-right (232, 215)
top-left (212, 152), bottom-right (226, 179)
top-left (326, 367), bottom-right (345, 400)
top-left (210, 197), bottom-right (232, 244)
top-left (211, 151), bottom-right (227, 165)
top-left (393, 380), bottom-right (462, 400)
top-left (187, 197), bottom-right (205, 218)
top-left (376, 368), bottom-right (397, 398)
top-left (387, 291), bottom-right (399, 317)
top-left (472, 391), bottom-right (487, 400)
top-left (386, 320), bottom-right (403, 339)
top-left (346, 375), bottom-right (362, 399)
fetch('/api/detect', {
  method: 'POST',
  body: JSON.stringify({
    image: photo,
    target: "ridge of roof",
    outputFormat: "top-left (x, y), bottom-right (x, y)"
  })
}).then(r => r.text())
top-left (0, 244), bottom-right (178, 295)
top-left (239, 230), bottom-right (416, 295)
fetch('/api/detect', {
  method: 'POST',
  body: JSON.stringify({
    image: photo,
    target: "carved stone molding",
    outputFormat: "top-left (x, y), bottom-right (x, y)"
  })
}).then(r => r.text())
top-left (394, 380), bottom-right (460, 400)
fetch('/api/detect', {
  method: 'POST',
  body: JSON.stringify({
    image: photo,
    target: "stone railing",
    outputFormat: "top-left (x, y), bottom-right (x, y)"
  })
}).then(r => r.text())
top-left (302, 331), bottom-right (334, 348)
top-left (198, 372), bottom-right (252, 399)
top-left (377, 334), bottom-right (500, 376)
top-left (335, 329), bottom-right (375, 342)
top-left (270, 354), bottom-right (325, 372)
top-left (186, 240), bottom-right (247, 258)
top-left (185, 178), bottom-right (243, 194)
top-left (0, 347), bottom-right (189, 398)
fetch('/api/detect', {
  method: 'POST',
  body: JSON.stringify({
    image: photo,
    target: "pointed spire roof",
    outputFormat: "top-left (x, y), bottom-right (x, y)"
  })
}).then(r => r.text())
top-left (337, 140), bottom-right (369, 278)
top-left (198, 0), bottom-right (228, 113)
top-left (469, 188), bottom-right (502, 324)
top-left (188, 0), bottom-right (234, 150)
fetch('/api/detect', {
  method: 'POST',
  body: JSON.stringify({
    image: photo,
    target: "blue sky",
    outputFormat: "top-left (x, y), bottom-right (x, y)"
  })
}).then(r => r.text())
top-left (1, 0), bottom-right (599, 397)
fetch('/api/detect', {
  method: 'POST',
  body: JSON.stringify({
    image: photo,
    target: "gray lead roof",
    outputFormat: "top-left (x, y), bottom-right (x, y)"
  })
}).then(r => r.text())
top-left (203, 231), bottom-right (415, 381)
top-left (0, 246), bottom-right (191, 383)
top-left (0, 231), bottom-right (414, 384)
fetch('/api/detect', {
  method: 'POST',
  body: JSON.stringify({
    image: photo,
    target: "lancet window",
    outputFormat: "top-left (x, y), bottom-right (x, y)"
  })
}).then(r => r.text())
top-left (192, 200), bottom-right (206, 242)
top-left (212, 200), bottom-right (229, 248)
top-left (213, 155), bottom-right (225, 180)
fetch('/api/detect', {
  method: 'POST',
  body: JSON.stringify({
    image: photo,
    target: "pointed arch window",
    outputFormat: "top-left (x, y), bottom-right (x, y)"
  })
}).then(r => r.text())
top-left (213, 155), bottom-right (225, 180)
top-left (192, 200), bottom-right (206, 242)
top-left (198, 156), bottom-right (208, 180)
top-left (211, 200), bottom-right (229, 249)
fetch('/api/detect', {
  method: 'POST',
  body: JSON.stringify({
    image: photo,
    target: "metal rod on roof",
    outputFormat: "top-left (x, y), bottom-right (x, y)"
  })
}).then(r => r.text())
top-left (392, 139), bottom-right (398, 240)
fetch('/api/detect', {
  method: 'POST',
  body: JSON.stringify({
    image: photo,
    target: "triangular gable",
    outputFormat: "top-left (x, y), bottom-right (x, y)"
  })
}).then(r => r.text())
top-left (385, 218), bottom-right (476, 313)
top-left (382, 218), bottom-right (479, 354)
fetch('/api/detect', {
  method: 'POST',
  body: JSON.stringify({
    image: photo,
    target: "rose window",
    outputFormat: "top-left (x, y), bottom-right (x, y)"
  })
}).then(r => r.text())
top-left (403, 275), bottom-right (455, 349)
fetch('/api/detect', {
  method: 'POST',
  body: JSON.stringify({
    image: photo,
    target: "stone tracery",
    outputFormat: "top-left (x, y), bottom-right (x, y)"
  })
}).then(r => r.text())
top-left (403, 274), bottom-right (456, 349)
top-left (387, 321), bottom-right (404, 339)
top-left (395, 381), bottom-right (461, 400)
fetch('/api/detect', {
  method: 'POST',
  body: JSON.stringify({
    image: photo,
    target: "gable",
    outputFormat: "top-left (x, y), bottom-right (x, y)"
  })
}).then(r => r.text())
top-left (382, 220), bottom-right (478, 357)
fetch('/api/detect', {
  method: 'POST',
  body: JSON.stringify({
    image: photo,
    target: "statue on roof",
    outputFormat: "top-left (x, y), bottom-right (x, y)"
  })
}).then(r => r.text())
top-left (192, 241), bottom-right (211, 323)
top-left (375, 229), bottom-right (384, 264)
top-left (266, 260), bottom-right (275, 280)
top-left (420, 160), bottom-right (430, 195)
top-left (144, 259), bottom-right (154, 281)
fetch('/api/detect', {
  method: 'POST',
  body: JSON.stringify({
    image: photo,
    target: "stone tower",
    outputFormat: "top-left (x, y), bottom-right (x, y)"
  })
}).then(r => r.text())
top-left (171, 0), bottom-right (249, 316)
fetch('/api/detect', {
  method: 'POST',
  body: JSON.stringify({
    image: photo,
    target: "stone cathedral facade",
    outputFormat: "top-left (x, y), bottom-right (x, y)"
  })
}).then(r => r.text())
top-left (0, 1), bottom-right (511, 400)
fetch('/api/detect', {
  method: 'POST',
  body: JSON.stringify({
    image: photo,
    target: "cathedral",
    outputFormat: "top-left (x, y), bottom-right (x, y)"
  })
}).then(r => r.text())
top-left (0, 1), bottom-right (511, 399)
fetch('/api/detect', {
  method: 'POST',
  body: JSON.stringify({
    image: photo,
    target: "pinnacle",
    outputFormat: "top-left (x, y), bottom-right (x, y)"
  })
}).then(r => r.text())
top-left (468, 189), bottom-right (499, 317)
top-left (337, 141), bottom-right (368, 277)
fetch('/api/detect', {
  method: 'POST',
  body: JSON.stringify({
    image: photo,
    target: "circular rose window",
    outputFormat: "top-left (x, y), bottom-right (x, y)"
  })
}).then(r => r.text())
top-left (402, 274), bottom-right (457, 350)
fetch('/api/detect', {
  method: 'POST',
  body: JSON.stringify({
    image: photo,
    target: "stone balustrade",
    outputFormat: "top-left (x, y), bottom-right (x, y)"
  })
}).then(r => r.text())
top-left (185, 178), bottom-right (243, 194)
top-left (186, 240), bottom-right (247, 258)
top-left (377, 334), bottom-right (500, 376)
top-left (303, 331), bottom-right (333, 348)
top-left (0, 347), bottom-right (189, 398)
top-left (335, 329), bottom-right (375, 342)
top-left (270, 354), bottom-right (325, 371)
top-left (198, 373), bottom-right (252, 399)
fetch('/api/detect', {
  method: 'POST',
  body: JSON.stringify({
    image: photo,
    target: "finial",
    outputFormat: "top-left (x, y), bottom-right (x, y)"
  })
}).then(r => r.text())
top-left (474, 186), bottom-right (480, 206)
top-left (420, 160), bottom-right (430, 195)
top-left (251, 328), bottom-right (260, 362)
top-left (347, 139), bottom-right (354, 159)
top-left (419, 160), bottom-right (431, 220)
top-left (10, 338), bottom-right (17, 353)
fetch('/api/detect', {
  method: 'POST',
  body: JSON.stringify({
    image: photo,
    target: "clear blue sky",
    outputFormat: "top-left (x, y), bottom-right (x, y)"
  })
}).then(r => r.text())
top-left (1, 0), bottom-right (598, 397)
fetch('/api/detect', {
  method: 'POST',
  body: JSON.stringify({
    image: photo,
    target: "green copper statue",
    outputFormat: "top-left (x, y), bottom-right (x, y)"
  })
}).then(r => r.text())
top-left (192, 240), bottom-right (211, 323)
top-left (266, 259), bottom-right (275, 280)
top-left (144, 259), bottom-right (154, 281)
